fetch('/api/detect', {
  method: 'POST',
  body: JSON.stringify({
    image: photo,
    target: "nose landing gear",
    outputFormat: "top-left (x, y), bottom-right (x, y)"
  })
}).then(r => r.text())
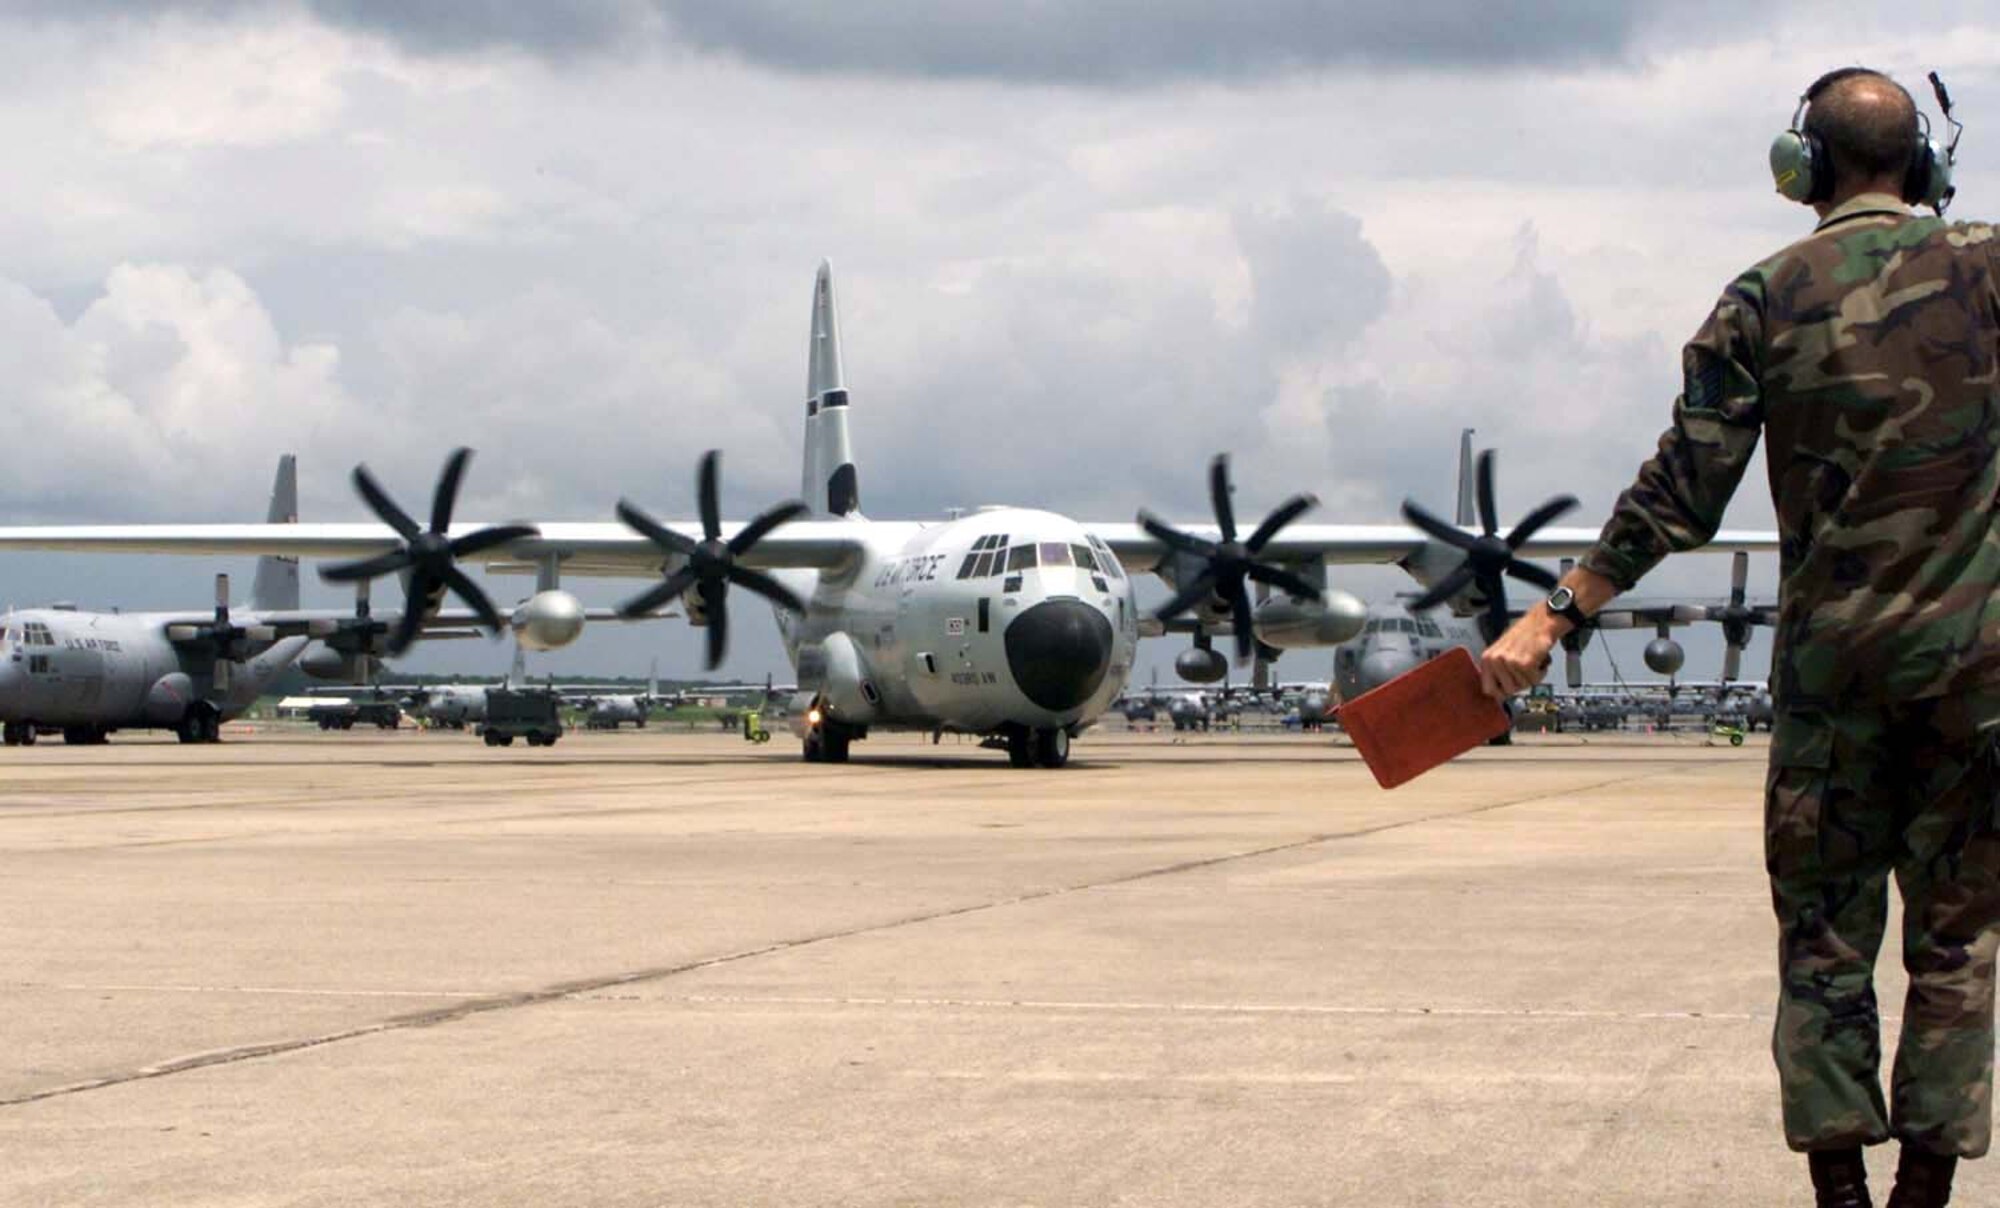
top-left (1005, 725), bottom-right (1071, 769)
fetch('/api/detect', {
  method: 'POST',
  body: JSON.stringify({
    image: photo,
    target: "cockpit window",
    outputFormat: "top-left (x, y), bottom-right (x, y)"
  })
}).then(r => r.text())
top-left (1070, 544), bottom-right (1099, 572)
top-left (1006, 544), bottom-right (1037, 572)
top-left (957, 534), bottom-right (1017, 580)
top-left (1085, 534), bottom-right (1125, 581)
top-left (1038, 542), bottom-right (1072, 567)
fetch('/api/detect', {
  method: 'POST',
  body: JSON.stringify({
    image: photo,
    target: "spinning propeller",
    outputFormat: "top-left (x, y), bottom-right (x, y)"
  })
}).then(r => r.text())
top-left (319, 448), bottom-right (538, 656)
top-left (1139, 454), bottom-right (1320, 662)
top-left (615, 451), bottom-right (809, 670)
top-left (1402, 450), bottom-right (1575, 643)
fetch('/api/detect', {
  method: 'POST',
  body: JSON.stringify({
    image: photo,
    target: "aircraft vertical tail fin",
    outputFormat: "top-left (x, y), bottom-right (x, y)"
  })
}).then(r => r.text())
top-left (647, 657), bottom-right (658, 703)
top-left (1454, 429), bottom-right (1476, 527)
top-left (803, 260), bottom-right (861, 516)
top-left (251, 454), bottom-right (300, 611)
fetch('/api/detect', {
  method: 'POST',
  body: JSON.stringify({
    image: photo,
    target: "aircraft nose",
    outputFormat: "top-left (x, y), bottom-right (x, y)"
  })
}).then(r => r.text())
top-left (1005, 599), bottom-right (1114, 712)
top-left (1356, 650), bottom-right (1420, 695)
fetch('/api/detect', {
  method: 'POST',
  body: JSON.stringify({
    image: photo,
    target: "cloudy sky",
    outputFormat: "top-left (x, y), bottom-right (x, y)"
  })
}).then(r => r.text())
top-left (2, 1), bottom-right (1994, 682)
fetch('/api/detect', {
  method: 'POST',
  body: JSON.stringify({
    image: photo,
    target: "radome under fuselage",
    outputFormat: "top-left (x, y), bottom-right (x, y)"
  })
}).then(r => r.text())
top-left (0, 608), bottom-right (308, 730)
top-left (772, 507), bottom-right (1139, 737)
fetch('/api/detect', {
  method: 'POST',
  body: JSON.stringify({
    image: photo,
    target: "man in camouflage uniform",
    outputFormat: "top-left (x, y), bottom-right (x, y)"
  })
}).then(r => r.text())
top-left (1480, 68), bottom-right (2000, 1208)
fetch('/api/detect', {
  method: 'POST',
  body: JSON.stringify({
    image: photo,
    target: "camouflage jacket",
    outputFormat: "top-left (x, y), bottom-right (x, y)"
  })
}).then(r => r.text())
top-left (1581, 193), bottom-right (2000, 708)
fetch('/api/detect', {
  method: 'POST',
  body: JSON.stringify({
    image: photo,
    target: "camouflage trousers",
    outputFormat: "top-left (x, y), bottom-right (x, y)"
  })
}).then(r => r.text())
top-left (1767, 692), bottom-right (2000, 1156)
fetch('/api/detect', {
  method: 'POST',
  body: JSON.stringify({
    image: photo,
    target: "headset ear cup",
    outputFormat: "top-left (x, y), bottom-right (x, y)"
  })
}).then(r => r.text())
top-left (1903, 149), bottom-right (1930, 206)
top-left (1770, 129), bottom-right (1818, 203)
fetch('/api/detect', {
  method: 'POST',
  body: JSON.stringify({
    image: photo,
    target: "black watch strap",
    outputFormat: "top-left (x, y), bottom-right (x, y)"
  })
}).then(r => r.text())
top-left (1547, 587), bottom-right (1590, 629)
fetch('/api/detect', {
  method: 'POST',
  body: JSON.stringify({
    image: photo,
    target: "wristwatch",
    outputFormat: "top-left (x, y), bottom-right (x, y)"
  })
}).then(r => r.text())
top-left (1545, 586), bottom-right (1590, 629)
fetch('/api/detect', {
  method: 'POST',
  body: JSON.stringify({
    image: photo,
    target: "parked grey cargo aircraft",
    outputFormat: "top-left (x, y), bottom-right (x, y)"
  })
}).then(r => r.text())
top-left (0, 264), bottom-right (1780, 766)
top-left (3, 460), bottom-right (520, 745)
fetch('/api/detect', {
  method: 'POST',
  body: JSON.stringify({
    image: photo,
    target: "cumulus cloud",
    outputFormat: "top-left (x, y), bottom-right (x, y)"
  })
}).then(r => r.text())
top-left (18, 0), bottom-right (1770, 81)
top-left (0, 265), bottom-right (357, 522)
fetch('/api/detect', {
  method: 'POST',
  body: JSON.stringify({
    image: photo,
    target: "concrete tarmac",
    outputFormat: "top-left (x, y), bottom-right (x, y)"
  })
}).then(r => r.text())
top-left (0, 727), bottom-right (1981, 1206)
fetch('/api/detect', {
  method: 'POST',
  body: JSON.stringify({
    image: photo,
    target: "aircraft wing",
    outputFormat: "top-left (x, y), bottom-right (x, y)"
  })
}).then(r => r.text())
top-left (246, 605), bottom-right (659, 635)
top-left (1091, 523), bottom-right (1780, 575)
top-left (0, 521), bottom-right (865, 578)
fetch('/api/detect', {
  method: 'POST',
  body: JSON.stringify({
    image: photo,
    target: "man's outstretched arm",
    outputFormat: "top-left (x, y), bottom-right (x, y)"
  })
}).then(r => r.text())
top-left (1479, 288), bottom-right (1767, 699)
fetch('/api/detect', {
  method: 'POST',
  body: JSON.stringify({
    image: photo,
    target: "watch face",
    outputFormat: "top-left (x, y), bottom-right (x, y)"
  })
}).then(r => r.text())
top-left (1548, 587), bottom-right (1575, 610)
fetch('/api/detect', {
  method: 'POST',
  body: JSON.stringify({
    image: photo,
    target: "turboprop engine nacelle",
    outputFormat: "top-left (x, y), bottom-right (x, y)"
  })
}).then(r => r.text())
top-left (512, 590), bottom-right (585, 651)
top-left (299, 646), bottom-right (379, 682)
top-left (1253, 590), bottom-right (1368, 650)
top-left (1175, 647), bottom-right (1228, 684)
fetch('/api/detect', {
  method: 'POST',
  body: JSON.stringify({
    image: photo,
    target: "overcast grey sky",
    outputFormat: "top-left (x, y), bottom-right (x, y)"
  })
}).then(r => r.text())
top-left (2, 2), bottom-right (1994, 681)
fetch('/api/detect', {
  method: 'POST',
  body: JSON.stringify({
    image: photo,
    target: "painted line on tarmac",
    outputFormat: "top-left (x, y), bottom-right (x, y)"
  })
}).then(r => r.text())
top-left (0, 771), bottom-right (1646, 1110)
top-left (16, 982), bottom-right (495, 1000)
top-left (658, 993), bottom-right (1770, 1024)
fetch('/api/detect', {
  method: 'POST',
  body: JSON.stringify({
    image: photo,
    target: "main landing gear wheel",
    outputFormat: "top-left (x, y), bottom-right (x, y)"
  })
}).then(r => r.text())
top-left (1006, 728), bottom-right (1033, 768)
top-left (4, 721), bottom-right (33, 747)
top-left (62, 726), bottom-right (108, 746)
top-left (176, 705), bottom-right (221, 745)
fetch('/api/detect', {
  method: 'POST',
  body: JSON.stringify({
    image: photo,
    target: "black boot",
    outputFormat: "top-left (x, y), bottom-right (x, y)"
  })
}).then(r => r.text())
top-left (1885, 1146), bottom-right (1956, 1208)
top-left (1810, 1148), bottom-right (1874, 1208)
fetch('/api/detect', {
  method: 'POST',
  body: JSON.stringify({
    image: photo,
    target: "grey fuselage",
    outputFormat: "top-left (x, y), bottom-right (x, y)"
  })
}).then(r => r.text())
top-left (0, 607), bottom-right (308, 731)
top-left (1331, 608), bottom-right (1483, 703)
top-left (772, 508), bottom-right (1140, 736)
top-left (581, 696), bottom-right (649, 728)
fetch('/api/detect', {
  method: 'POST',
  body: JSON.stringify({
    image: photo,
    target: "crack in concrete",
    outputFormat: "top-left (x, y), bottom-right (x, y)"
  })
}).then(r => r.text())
top-left (1, 772), bottom-right (1644, 1110)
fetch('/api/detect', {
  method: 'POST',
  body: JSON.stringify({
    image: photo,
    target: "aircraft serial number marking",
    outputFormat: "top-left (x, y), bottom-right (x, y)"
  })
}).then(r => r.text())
top-left (952, 671), bottom-right (999, 686)
top-left (62, 638), bottom-right (123, 652)
top-left (874, 554), bottom-right (948, 588)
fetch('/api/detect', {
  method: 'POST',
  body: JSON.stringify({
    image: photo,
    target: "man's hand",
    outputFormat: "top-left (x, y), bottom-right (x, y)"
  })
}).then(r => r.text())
top-left (1476, 564), bottom-right (1617, 700)
top-left (1479, 610), bottom-right (1565, 700)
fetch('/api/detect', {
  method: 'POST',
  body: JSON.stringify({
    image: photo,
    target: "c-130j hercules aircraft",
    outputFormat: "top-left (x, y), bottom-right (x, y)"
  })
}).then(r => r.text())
top-left (0, 263), bottom-right (1778, 767)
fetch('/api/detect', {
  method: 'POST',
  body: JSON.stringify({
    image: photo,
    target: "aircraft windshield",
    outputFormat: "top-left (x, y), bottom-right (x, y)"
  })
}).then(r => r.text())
top-left (1038, 542), bottom-right (1072, 567)
top-left (1085, 534), bottom-right (1124, 580)
top-left (955, 533), bottom-right (1013, 580)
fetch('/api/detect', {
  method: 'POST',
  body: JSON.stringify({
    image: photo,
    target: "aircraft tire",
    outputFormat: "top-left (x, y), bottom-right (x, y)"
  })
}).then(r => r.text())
top-left (1031, 727), bottom-right (1070, 769)
top-left (802, 732), bottom-right (823, 762)
top-left (19, 725), bottom-right (36, 747)
top-left (1005, 728), bottom-right (1033, 768)
top-left (3, 721), bottom-right (23, 747)
top-left (822, 728), bottom-right (851, 764)
top-left (177, 706), bottom-right (220, 745)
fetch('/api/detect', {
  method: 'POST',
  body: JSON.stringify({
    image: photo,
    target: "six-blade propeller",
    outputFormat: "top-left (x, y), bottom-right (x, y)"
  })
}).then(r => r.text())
top-left (319, 448), bottom-right (539, 656)
top-left (615, 451), bottom-right (809, 671)
top-left (1401, 450), bottom-right (1576, 643)
top-left (1138, 454), bottom-right (1321, 663)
